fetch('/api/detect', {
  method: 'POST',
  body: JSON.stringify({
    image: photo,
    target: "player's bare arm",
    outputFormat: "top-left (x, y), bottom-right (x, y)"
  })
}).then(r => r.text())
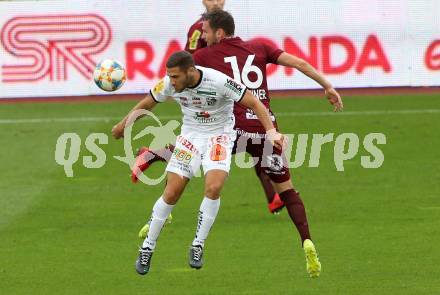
top-left (111, 94), bottom-right (158, 139)
top-left (239, 90), bottom-right (285, 150)
top-left (276, 52), bottom-right (343, 112)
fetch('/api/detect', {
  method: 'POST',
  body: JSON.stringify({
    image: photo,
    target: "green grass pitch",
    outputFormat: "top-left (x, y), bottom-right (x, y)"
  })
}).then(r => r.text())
top-left (0, 93), bottom-right (439, 294)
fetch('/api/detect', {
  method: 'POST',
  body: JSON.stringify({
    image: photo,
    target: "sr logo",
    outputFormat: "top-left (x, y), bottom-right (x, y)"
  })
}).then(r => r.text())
top-left (1, 14), bottom-right (111, 82)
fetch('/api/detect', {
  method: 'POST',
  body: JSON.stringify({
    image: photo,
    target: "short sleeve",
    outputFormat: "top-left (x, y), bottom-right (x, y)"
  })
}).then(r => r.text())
top-left (263, 42), bottom-right (284, 64)
top-left (218, 73), bottom-right (247, 103)
top-left (150, 76), bottom-right (172, 103)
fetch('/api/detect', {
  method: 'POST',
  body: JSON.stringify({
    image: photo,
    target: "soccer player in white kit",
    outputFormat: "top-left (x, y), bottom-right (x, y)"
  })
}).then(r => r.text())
top-left (112, 51), bottom-right (284, 275)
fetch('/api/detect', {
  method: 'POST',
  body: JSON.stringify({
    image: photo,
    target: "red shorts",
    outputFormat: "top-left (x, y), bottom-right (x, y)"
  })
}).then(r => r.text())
top-left (232, 129), bottom-right (291, 183)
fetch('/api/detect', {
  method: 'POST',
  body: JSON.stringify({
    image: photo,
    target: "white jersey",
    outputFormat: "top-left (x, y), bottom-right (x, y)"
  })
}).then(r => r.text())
top-left (150, 66), bottom-right (247, 135)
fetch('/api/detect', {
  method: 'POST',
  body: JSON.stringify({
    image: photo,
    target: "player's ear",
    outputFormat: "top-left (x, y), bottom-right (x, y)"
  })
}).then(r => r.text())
top-left (187, 66), bottom-right (197, 75)
top-left (216, 28), bottom-right (225, 40)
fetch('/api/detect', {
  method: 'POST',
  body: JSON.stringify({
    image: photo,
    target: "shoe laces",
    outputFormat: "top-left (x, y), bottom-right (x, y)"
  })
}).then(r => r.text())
top-left (192, 246), bottom-right (203, 261)
top-left (139, 248), bottom-right (153, 266)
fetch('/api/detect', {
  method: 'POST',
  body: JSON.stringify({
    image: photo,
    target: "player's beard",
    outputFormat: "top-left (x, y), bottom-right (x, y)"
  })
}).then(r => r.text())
top-left (175, 85), bottom-right (184, 93)
top-left (175, 78), bottom-right (188, 93)
top-left (177, 74), bottom-right (192, 92)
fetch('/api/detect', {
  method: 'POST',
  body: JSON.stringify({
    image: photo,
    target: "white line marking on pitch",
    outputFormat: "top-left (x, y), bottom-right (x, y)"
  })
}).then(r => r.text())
top-left (0, 109), bottom-right (439, 124)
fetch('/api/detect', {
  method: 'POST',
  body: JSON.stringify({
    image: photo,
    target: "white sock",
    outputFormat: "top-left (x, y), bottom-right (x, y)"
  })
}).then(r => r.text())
top-left (142, 196), bottom-right (175, 250)
top-left (192, 197), bottom-right (220, 247)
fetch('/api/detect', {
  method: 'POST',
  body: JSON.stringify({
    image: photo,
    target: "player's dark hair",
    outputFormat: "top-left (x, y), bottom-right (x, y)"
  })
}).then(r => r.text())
top-left (202, 10), bottom-right (235, 36)
top-left (166, 51), bottom-right (195, 71)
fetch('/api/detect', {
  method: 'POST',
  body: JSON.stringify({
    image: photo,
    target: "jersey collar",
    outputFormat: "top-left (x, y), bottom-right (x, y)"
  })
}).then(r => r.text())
top-left (220, 36), bottom-right (241, 43)
top-left (187, 69), bottom-right (203, 89)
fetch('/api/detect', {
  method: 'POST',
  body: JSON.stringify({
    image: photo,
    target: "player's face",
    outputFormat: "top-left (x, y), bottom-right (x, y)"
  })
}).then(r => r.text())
top-left (202, 0), bottom-right (225, 13)
top-left (202, 20), bottom-right (219, 46)
top-left (167, 67), bottom-right (191, 93)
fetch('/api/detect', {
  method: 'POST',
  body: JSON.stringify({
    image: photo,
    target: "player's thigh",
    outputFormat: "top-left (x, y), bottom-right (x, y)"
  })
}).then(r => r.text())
top-left (166, 134), bottom-right (202, 180)
top-left (163, 172), bottom-right (190, 204)
top-left (250, 141), bottom-right (291, 185)
top-left (204, 169), bottom-right (229, 199)
top-left (202, 133), bottom-right (235, 177)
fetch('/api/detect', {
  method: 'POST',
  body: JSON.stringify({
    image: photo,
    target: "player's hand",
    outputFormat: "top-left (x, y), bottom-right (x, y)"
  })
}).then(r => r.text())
top-left (112, 122), bottom-right (125, 139)
top-left (325, 87), bottom-right (343, 112)
top-left (266, 129), bottom-right (287, 150)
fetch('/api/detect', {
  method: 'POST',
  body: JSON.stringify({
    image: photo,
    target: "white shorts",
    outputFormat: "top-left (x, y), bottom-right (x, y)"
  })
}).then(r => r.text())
top-left (166, 131), bottom-right (236, 179)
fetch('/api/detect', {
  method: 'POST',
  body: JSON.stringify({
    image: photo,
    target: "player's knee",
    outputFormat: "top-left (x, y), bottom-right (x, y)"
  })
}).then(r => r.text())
top-left (273, 180), bottom-right (293, 194)
top-left (204, 181), bottom-right (223, 199)
top-left (163, 185), bottom-right (183, 204)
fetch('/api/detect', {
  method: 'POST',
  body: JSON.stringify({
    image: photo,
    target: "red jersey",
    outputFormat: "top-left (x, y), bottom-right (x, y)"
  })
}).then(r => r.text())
top-left (185, 17), bottom-right (207, 54)
top-left (193, 37), bottom-right (283, 133)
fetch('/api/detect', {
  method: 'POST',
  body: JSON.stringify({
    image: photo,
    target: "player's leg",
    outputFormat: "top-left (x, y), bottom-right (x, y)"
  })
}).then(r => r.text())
top-left (131, 144), bottom-right (175, 183)
top-left (258, 148), bottom-right (312, 243)
top-left (188, 133), bottom-right (233, 269)
top-left (136, 144), bottom-right (175, 239)
top-left (136, 172), bottom-right (189, 275)
top-left (253, 163), bottom-right (284, 213)
top-left (189, 169), bottom-right (227, 269)
top-left (199, 171), bottom-right (225, 245)
top-left (237, 134), bottom-right (284, 213)
top-left (272, 180), bottom-right (311, 243)
top-left (136, 135), bottom-right (200, 275)
top-left (258, 144), bottom-right (320, 277)
top-left (272, 179), bottom-right (321, 278)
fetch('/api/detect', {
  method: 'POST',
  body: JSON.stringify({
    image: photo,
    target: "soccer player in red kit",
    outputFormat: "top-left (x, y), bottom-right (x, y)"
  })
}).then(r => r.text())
top-left (193, 10), bottom-right (343, 278)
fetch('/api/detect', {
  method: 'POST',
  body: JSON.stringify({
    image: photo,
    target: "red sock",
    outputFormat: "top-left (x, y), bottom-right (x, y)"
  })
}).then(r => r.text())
top-left (254, 166), bottom-right (276, 203)
top-left (279, 189), bottom-right (311, 244)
